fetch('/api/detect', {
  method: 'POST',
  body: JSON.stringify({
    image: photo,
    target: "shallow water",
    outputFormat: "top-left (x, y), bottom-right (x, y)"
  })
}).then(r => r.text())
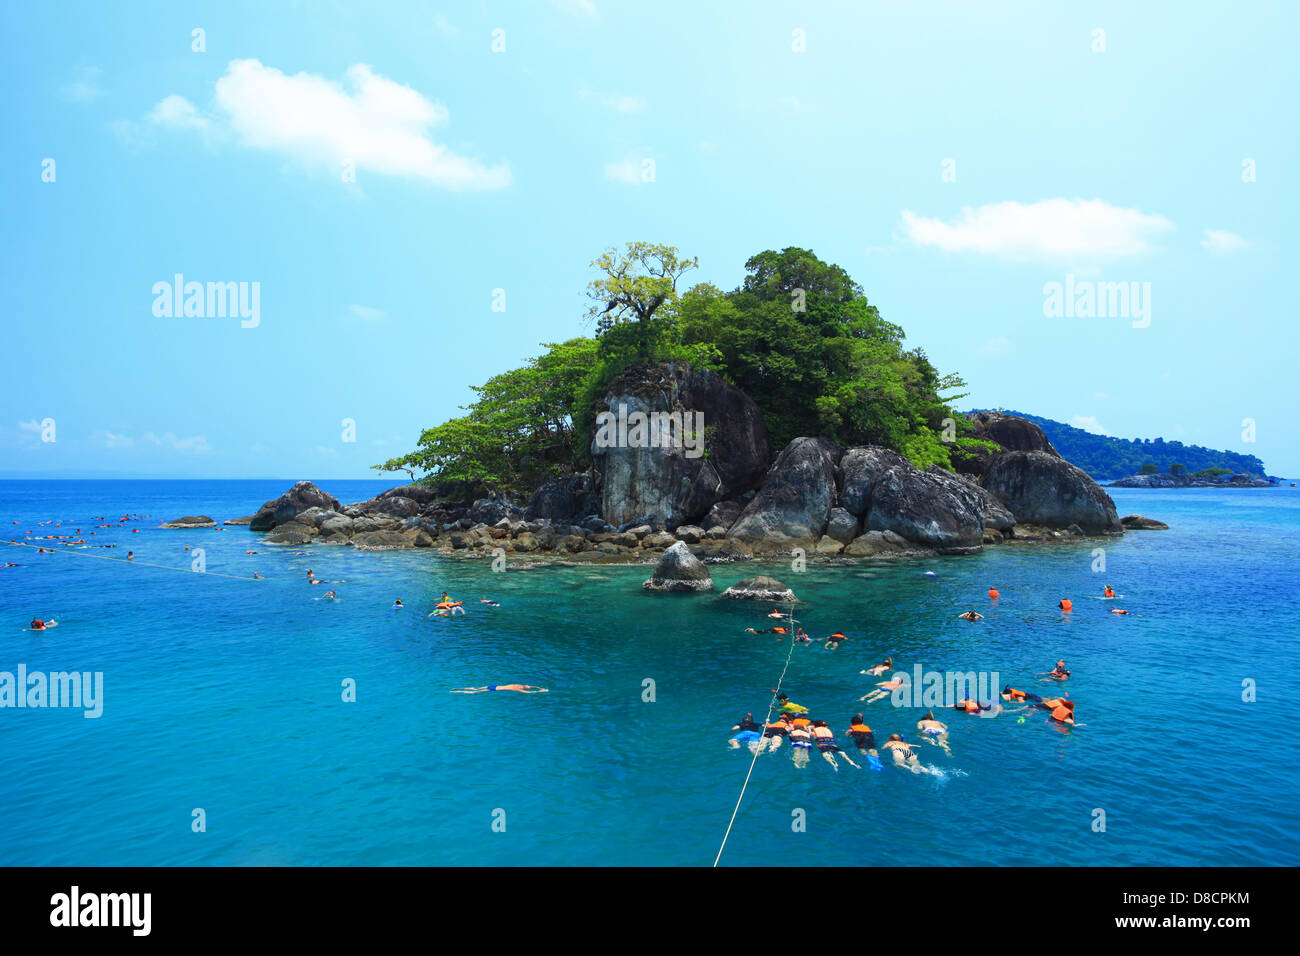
top-left (1, 480), bottom-right (1297, 865)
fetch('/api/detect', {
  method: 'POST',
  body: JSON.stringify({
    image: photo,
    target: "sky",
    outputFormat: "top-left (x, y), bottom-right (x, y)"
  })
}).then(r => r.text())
top-left (2, 0), bottom-right (1295, 478)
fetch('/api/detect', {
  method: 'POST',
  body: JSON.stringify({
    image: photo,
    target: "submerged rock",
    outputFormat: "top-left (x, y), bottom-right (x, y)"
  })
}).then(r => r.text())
top-left (642, 541), bottom-right (713, 592)
top-left (160, 515), bottom-right (217, 529)
top-left (720, 575), bottom-right (797, 603)
top-left (1120, 514), bottom-right (1170, 530)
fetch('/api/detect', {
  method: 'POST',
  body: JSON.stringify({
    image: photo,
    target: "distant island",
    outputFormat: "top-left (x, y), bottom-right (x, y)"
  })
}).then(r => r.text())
top-left (978, 410), bottom-right (1270, 483)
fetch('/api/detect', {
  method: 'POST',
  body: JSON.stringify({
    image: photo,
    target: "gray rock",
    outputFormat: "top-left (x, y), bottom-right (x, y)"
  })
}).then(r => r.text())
top-left (527, 472), bottom-right (600, 522)
top-left (982, 451), bottom-right (1122, 535)
top-left (730, 437), bottom-right (844, 543)
top-left (351, 530), bottom-right (415, 550)
top-left (868, 465), bottom-right (985, 554)
top-left (701, 499), bottom-right (744, 532)
top-left (843, 530), bottom-right (929, 557)
top-left (594, 361), bottom-right (770, 528)
top-left (642, 531), bottom-right (677, 549)
top-left (1121, 514), bottom-right (1169, 530)
top-left (643, 541), bottom-right (714, 592)
top-left (250, 481), bottom-right (342, 532)
top-left (160, 515), bottom-right (217, 529)
top-left (223, 515), bottom-right (255, 526)
top-left (320, 515), bottom-right (354, 536)
top-left (838, 446), bottom-right (909, 517)
top-left (720, 575), bottom-right (797, 603)
top-left (674, 525), bottom-right (705, 544)
top-left (824, 507), bottom-right (860, 544)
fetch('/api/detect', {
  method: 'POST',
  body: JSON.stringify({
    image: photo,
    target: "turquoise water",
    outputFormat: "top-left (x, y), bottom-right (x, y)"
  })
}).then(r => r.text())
top-left (1, 480), bottom-right (1297, 866)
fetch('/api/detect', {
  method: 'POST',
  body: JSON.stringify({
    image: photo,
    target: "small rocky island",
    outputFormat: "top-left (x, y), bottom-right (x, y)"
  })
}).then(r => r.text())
top-left (233, 365), bottom-right (1132, 568)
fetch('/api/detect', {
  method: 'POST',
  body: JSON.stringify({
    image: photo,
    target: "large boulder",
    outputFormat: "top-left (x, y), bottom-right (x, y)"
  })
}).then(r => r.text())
top-left (701, 499), bottom-right (745, 533)
top-left (843, 529), bottom-right (930, 557)
top-left (642, 541), bottom-right (713, 592)
top-left (868, 465), bottom-right (986, 554)
top-left (838, 446), bottom-right (910, 518)
top-left (729, 437), bottom-right (844, 543)
top-left (720, 575), bottom-right (797, 603)
top-left (528, 472), bottom-right (600, 522)
top-left (594, 361), bottom-right (770, 529)
top-left (824, 507), bottom-right (861, 544)
top-left (982, 451), bottom-right (1122, 534)
top-left (1120, 514), bottom-right (1169, 530)
top-left (250, 481), bottom-right (342, 531)
top-left (957, 411), bottom-right (1059, 477)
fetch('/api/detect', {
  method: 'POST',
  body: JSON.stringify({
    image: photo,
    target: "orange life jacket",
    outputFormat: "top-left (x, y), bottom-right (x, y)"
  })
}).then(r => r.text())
top-left (988, 588), bottom-right (1000, 599)
top-left (963, 700), bottom-right (981, 712)
top-left (850, 722), bottom-right (872, 733)
top-left (1051, 704), bottom-right (1073, 722)
top-left (1006, 688), bottom-right (1027, 700)
top-left (1060, 599), bottom-right (1073, 611)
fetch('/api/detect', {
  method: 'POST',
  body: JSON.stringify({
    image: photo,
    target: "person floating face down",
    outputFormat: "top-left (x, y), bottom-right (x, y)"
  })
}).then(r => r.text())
top-left (916, 710), bottom-right (952, 755)
top-left (811, 720), bottom-right (860, 771)
top-left (729, 713), bottom-right (763, 750)
top-left (882, 734), bottom-right (929, 774)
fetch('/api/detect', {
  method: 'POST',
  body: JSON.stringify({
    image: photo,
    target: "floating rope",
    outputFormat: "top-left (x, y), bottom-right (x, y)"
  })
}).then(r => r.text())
top-left (713, 604), bottom-right (800, 867)
top-left (4, 540), bottom-right (263, 581)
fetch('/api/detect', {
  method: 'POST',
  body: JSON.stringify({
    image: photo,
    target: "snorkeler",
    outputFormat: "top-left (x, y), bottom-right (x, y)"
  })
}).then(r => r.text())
top-left (728, 713), bottom-right (763, 750)
top-left (775, 693), bottom-right (809, 715)
top-left (451, 684), bottom-right (548, 694)
top-left (882, 734), bottom-right (929, 774)
top-left (1103, 585), bottom-right (1115, 598)
top-left (812, 720), bottom-right (860, 770)
top-left (1043, 659), bottom-right (1070, 680)
top-left (824, 631), bottom-right (847, 650)
top-left (1109, 608), bottom-right (1135, 615)
top-left (988, 587), bottom-right (1000, 600)
top-left (745, 626), bottom-right (789, 635)
top-left (861, 656), bottom-right (893, 677)
top-left (860, 674), bottom-right (906, 704)
top-left (846, 714), bottom-right (878, 755)
top-left (393, 599), bottom-right (403, 608)
top-left (916, 711), bottom-right (952, 755)
top-left (760, 714), bottom-right (791, 751)
top-left (323, 589), bottom-right (337, 600)
top-left (957, 610), bottom-right (984, 621)
top-left (767, 608), bottom-right (785, 619)
top-left (1001, 686), bottom-right (1041, 703)
top-left (1038, 696), bottom-right (1077, 725)
top-left (480, 599), bottom-right (500, 607)
top-left (29, 618), bottom-right (56, 631)
top-left (787, 722), bottom-right (815, 767)
top-left (794, 629), bottom-right (811, 644)
top-left (1058, 598), bottom-right (1073, 612)
top-left (954, 697), bottom-right (995, 715)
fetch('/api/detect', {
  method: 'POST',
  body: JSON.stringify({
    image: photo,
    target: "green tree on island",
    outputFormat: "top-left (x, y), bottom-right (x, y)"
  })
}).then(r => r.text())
top-left (378, 242), bottom-right (992, 497)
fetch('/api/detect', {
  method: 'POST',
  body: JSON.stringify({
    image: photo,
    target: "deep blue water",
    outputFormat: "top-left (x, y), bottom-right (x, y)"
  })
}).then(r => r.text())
top-left (1, 480), bottom-right (1297, 866)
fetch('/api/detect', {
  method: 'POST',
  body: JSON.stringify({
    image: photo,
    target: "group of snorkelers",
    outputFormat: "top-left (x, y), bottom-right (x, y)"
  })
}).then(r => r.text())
top-left (958, 585), bottom-right (1137, 621)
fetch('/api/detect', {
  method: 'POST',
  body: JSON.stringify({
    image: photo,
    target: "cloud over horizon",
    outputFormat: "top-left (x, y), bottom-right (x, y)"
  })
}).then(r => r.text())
top-left (901, 198), bottom-right (1175, 263)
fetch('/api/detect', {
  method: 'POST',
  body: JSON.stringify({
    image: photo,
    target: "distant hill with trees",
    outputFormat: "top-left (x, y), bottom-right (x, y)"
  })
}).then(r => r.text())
top-left (980, 410), bottom-right (1267, 480)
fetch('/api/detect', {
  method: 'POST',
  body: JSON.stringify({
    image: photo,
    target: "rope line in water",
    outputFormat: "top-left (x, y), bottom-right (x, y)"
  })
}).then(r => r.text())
top-left (4, 540), bottom-right (263, 581)
top-left (713, 605), bottom-right (799, 868)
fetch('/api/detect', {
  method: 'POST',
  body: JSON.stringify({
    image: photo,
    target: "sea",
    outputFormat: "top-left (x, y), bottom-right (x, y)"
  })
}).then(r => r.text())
top-left (1, 479), bottom-right (1297, 866)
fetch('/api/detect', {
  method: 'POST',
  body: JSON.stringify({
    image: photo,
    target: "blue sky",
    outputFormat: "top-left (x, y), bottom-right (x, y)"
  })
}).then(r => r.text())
top-left (2, 0), bottom-right (1295, 478)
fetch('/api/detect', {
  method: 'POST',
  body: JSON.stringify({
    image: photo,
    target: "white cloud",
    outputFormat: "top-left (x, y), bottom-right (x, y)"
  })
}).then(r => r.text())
top-left (142, 432), bottom-right (211, 452)
top-left (148, 94), bottom-right (211, 132)
top-left (977, 337), bottom-right (1014, 357)
top-left (347, 304), bottom-right (386, 322)
top-left (579, 85), bottom-right (646, 114)
top-left (1201, 229), bottom-right (1249, 255)
top-left (93, 430), bottom-right (135, 448)
top-left (1070, 415), bottom-right (1110, 436)
top-left (17, 420), bottom-right (42, 432)
top-left (144, 59), bottom-right (509, 190)
top-left (61, 66), bottom-right (105, 102)
top-left (604, 153), bottom-right (650, 185)
top-left (901, 198), bottom-right (1175, 263)
top-left (553, 0), bottom-right (598, 16)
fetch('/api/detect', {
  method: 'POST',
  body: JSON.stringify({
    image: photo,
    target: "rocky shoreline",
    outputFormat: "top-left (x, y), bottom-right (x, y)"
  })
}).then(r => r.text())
top-left (1108, 472), bottom-right (1277, 488)
top-left (164, 405), bottom-right (1148, 569)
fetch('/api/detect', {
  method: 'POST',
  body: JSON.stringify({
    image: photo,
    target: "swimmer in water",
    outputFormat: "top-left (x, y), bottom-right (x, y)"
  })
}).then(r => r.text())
top-left (393, 599), bottom-right (403, 608)
top-left (323, 589), bottom-right (337, 600)
top-left (794, 629), bottom-right (811, 644)
top-left (787, 721), bottom-right (815, 767)
top-left (1001, 685), bottom-right (1041, 704)
top-left (127, 551), bottom-right (134, 561)
top-left (1058, 597), bottom-right (1073, 612)
top-left (860, 675), bottom-right (906, 704)
top-left (30, 618), bottom-right (48, 630)
top-left (1103, 585), bottom-right (1115, 598)
top-left (957, 610), bottom-right (984, 621)
top-left (252, 572), bottom-right (262, 580)
top-left (480, 599), bottom-right (500, 607)
top-left (728, 713), bottom-right (763, 751)
top-left (768, 608), bottom-right (785, 619)
top-left (1038, 696), bottom-right (1077, 725)
top-left (988, 587), bottom-right (1000, 600)
top-left (812, 720), bottom-right (860, 770)
top-left (451, 684), bottom-right (548, 694)
top-left (916, 711), bottom-right (952, 755)
top-left (824, 631), bottom-right (847, 650)
top-left (882, 734), bottom-right (929, 774)
top-left (846, 715), bottom-right (880, 760)
top-left (745, 626), bottom-right (789, 636)
top-left (759, 714), bottom-right (792, 752)
top-left (1109, 608), bottom-right (1135, 615)
top-left (954, 697), bottom-right (996, 716)
top-left (775, 693), bottom-right (808, 715)
top-left (1043, 659), bottom-right (1070, 680)
top-left (861, 657), bottom-right (893, 677)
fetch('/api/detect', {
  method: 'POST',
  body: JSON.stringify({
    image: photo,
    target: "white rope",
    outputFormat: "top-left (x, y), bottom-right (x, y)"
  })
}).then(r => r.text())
top-left (713, 605), bottom-right (800, 867)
